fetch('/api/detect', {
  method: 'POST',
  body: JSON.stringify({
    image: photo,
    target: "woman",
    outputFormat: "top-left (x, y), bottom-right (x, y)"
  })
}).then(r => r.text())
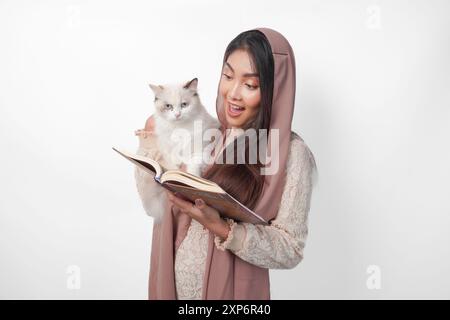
top-left (135, 27), bottom-right (318, 299)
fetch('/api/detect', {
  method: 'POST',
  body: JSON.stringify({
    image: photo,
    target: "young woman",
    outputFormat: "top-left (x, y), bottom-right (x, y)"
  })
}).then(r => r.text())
top-left (135, 28), bottom-right (318, 299)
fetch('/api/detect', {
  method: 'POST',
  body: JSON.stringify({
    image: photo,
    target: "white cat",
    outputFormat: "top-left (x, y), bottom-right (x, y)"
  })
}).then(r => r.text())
top-left (134, 78), bottom-right (220, 223)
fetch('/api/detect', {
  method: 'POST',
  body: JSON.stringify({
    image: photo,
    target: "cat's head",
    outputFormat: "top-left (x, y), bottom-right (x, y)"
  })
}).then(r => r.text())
top-left (149, 78), bottom-right (201, 123)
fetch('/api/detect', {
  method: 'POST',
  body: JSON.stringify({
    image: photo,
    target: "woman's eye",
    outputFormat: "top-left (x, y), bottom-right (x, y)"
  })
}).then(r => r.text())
top-left (181, 102), bottom-right (188, 108)
top-left (246, 84), bottom-right (258, 90)
top-left (222, 73), bottom-right (231, 80)
top-left (165, 104), bottom-right (172, 109)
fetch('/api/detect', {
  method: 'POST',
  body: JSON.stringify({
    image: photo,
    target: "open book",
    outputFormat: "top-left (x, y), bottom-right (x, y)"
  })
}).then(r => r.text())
top-left (112, 147), bottom-right (268, 225)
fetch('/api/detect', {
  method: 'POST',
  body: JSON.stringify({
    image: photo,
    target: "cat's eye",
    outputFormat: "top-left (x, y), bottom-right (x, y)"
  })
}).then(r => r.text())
top-left (181, 102), bottom-right (188, 108)
top-left (165, 104), bottom-right (173, 109)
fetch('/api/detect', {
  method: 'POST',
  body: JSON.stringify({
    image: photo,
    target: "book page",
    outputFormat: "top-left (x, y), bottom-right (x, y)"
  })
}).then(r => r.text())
top-left (160, 170), bottom-right (222, 192)
top-left (112, 147), bottom-right (162, 178)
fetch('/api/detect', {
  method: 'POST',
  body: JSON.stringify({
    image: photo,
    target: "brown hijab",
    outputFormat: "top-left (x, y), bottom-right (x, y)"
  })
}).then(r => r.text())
top-left (148, 27), bottom-right (296, 299)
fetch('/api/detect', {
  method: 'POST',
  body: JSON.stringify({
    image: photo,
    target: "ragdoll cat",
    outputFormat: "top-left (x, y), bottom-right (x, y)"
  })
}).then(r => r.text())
top-left (134, 78), bottom-right (220, 223)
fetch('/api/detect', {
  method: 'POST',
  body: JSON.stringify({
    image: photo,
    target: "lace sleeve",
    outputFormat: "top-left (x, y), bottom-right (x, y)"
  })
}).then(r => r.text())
top-left (214, 137), bottom-right (317, 269)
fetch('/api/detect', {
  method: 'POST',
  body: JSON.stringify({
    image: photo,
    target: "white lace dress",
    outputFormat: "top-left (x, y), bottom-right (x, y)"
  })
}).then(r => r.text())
top-left (134, 131), bottom-right (317, 300)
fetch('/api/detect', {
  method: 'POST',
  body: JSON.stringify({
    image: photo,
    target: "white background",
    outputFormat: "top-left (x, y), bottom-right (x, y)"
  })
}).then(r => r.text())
top-left (0, 0), bottom-right (449, 299)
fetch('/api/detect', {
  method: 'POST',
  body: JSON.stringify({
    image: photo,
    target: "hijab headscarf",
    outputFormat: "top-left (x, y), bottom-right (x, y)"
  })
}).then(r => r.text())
top-left (148, 27), bottom-right (296, 299)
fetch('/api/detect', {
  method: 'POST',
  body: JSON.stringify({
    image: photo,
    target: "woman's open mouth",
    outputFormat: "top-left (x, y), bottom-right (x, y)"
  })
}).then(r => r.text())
top-left (227, 102), bottom-right (246, 118)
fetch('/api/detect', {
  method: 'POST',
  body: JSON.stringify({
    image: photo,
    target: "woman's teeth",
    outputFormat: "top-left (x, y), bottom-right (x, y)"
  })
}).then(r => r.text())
top-left (227, 103), bottom-right (245, 117)
top-left (227, 103), bottom-right (246, 117)
top-left (231, 104), bottom-right (244, 111)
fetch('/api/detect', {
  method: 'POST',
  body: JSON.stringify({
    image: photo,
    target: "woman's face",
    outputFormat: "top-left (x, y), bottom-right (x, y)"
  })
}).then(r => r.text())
top-left (219, 49), bottom-right (261, 129)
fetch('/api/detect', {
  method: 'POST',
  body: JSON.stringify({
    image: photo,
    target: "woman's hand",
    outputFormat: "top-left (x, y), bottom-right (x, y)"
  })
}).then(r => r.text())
top-left (167, 191), bottom-right (231, 240)
top-left (135, 115), bottom-right (155, 137)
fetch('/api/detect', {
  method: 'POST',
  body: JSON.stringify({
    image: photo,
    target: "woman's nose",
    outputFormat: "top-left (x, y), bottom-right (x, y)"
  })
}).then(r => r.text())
top-left (228, 81), bottom-right (242, 101)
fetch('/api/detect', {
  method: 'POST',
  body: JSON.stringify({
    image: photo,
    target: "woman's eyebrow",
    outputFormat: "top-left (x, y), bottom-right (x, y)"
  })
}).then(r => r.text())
top-left (224, 62), bottom-right (259, 77)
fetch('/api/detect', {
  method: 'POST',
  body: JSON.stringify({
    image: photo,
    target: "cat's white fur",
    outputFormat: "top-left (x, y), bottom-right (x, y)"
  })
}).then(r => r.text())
top-left (135, 78), bottom-right (220, 223)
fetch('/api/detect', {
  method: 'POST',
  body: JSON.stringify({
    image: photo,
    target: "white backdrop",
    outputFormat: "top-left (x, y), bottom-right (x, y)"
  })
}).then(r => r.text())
top-left (1, 0), bottom-right (449, 299)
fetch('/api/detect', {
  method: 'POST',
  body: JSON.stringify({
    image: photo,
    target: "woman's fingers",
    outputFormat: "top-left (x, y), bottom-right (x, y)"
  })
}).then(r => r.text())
top-left (168, 193), bottom-right (195, 212)
top-left (167, 190), bottom-right (219, 221)
top-left (145, 115), bottom-right (156, 132)
top-left (135, 129), bottom-right (154, 138)
top-left (194, 198), bottom-right (206, 209)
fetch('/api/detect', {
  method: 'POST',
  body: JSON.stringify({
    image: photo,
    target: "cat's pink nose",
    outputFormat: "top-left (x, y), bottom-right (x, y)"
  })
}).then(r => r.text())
top-left (175, 113), bottom-right (181, 118)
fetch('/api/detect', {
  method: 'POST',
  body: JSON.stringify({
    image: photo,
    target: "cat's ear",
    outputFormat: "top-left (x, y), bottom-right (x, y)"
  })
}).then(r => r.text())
top-left (183, 78), bottom-right (198, 90)
top-left (149, 84), bottom-right (164, 95)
